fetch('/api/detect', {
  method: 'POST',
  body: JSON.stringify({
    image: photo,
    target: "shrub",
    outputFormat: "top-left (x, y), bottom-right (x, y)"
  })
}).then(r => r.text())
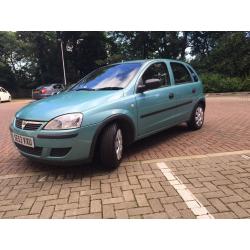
top-left (200, 73), bottom-right (250, 93)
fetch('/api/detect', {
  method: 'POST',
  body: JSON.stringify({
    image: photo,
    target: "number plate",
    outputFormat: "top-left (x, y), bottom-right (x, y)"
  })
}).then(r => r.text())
top-left (13, 133), bottom-right (34, 148)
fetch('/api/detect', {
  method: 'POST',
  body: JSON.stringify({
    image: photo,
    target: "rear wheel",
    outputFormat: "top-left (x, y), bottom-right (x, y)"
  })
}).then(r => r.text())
top-left (187, 104), bottom-right (204, 130)
top-left (99, 123), bottom-right (123, 169)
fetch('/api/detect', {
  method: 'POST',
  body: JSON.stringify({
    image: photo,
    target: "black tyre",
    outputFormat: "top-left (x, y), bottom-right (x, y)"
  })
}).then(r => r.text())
top-left (187, 104), bottom-right (204, 130)
top-left (99, 123), bottom-right (123, 169)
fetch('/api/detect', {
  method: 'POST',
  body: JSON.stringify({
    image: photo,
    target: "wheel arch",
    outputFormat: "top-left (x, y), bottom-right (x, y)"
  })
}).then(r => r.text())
top-left (198, 97), bottom-right (206, 110)
top-left (89, 114), bottom-right (136, 160)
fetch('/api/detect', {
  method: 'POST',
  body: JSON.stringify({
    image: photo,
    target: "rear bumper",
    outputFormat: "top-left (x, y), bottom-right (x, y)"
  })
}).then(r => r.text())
top-left (32, 94), bottom-right (51, 100)
top-left (10, 122), bottom-right (100, 164)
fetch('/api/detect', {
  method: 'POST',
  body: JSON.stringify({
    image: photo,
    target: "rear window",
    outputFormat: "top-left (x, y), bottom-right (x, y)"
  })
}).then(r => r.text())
top-left (36, 85), bottom-right (50, 90)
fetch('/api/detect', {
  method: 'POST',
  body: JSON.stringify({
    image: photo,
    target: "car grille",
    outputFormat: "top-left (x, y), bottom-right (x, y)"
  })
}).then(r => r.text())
top-left (50, 147), bottom-right (71, 157)
top-left (15, 143), bottom-right (43, 156)
top-left (15, 118), bottom-right (43, 130)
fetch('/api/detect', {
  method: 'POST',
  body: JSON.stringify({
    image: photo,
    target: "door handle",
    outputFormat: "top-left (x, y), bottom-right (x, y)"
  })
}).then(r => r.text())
top-left (192, 88), bottom-right (196, 93)
top-left (169, 92), bottom-right (174, 99)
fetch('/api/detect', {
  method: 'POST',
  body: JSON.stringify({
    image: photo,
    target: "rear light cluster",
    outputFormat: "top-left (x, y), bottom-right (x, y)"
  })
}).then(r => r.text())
top-left (40, 88), bottom-right (47, 94)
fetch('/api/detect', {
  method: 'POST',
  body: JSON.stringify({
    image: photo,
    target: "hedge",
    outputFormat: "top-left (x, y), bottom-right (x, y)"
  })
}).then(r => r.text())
top-left (200, 73), bottom-right (250, 93)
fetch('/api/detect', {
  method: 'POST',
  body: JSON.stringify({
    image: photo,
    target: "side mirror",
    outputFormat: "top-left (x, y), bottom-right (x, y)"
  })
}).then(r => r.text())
top-left (137, 78), bottom-right (161, 93)
top-left (145, 78), bottom-right (161, 89)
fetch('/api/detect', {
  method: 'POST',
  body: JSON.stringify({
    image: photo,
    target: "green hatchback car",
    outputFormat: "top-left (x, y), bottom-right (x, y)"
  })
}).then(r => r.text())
top-left (10, 59), bottom-right (205, 169)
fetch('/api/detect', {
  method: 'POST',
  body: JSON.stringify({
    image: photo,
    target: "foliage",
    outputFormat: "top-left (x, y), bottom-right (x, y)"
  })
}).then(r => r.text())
top-left (201, 73), bottom-right (250, 93)
top-left (0, 31), bottom-right (249, 96)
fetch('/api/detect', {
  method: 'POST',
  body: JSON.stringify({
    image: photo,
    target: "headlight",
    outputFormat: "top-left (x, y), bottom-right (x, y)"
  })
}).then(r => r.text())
top-left (44, 113), bottom-right (83, 130)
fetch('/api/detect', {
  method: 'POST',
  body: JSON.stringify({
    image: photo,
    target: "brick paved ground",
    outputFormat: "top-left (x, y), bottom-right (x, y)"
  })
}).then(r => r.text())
top-left (0, 96), bottom-right (249, 218)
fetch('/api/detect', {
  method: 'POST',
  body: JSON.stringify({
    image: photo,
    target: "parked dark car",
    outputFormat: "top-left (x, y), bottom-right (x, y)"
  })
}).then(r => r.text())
top-left (32, 83), bottom-right (64, 100)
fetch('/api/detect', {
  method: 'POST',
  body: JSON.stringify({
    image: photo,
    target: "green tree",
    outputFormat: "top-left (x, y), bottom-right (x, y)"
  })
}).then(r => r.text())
top-left (59, 31), bottom-right (108, 82)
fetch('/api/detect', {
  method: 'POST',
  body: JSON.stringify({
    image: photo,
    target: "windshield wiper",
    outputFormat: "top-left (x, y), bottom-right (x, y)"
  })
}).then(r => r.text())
top-left (75, 88), bottom-right (95, 91)
top-left (95, 87), bottom-right (123, 90)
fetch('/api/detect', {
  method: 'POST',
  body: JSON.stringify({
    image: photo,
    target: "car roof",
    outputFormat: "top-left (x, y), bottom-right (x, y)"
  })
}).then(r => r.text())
top-left (114, 58), bottom-right (189, 65)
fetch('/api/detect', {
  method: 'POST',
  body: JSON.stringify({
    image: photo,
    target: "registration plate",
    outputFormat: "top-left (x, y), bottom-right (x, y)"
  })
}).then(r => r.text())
top-left (13, 133), bottom-right (34, 148)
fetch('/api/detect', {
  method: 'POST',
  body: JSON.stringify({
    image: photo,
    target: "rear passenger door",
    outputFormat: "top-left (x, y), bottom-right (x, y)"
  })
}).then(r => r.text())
top-left (169, 62), bottom-right (198, 121)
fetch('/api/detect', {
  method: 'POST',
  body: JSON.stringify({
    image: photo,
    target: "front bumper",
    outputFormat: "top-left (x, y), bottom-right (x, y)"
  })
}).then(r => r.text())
top-left (10, 122), bottom-right (100, 164)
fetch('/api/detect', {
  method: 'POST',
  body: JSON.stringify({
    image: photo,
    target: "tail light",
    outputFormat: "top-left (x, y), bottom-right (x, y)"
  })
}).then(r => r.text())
top-left (40, 88), bottom-right (47, 94)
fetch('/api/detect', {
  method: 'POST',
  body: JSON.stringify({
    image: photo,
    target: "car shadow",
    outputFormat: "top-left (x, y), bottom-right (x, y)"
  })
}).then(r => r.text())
top-left (124, 123), bottom-right (190, 157)
top-left (25, 123), bottom-right (191, 179)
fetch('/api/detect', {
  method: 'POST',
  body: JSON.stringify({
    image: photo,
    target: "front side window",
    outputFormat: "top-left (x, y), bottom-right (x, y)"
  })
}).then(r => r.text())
top-left (138, 62), bottom-right (170, 91)
top-left (170, 62), bottom-right (192, 84)
top-left (72, 63), bottom-right (142, 91)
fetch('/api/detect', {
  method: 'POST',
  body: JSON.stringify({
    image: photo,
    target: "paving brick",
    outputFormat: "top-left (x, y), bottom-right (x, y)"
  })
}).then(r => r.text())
top-left (69, 192), bottom-right (79, 203)
top-left (46, 198), bottom-right (68, 206)
top-left (227, 203), bottom-right (249, 218)
top-left (40, 206), bottom-right (54, 219)
top-left (220, 195), bottom-right (243, 204)
top-left (90, 200), bottom-right (102, 213)
top-left (135, 194), bottom-right (149, 207)
top-left (30, 201), bottom-right (44, 214)
top-left (52, 210), bottom-right (65, 219)
top-left (128, 207), bottom-right (152, 216)
top-left (209, 198), bottom-right (229, 212)
top-left (103, 204), bottom-right (115, 218)
top-left (77, 213), bottom-right (102, 219)
top-left (163, 204), bottom-right (182, 218)
top-left (37, 194), bottom-right (58, 202)
top-left (4, 209), bottom-right (30, 218)
top-left (21, 197), bottom-right (36, 209)
top-left (103, 197), bottom-right (123, 205)
top-left (123, 190), bottom-right (135, 202)
top-left (59, 188), bottom-right (71, 199)
top-left (55, 203), bottom-right (78, 211)
top-left (114, 201), bottom-right (137, 210)
top-left (212, 212), bottom-right (238, 219)
top-left (148, 199), bottom-right (164, 212)
top-left (238, 201), bottom-right (250, 209)
top-left (143, 212), bottom-right (169, 219)
top-left (101, 183), bottom-right (111, 193)
top-left (115, 209), bottom-right (129, 219)
top-left (65, 207), bottom-right (89, 217)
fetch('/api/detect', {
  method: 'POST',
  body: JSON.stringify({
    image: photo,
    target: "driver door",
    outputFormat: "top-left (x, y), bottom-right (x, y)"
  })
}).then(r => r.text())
top-left (135, 62), bottom-right (178, 136)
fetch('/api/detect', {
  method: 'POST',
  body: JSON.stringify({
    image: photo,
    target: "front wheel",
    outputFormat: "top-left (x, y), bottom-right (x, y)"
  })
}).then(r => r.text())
top-left (99, 123), bottom-right (123, 169)
top-left (187, 104), bottom-right (204, 130)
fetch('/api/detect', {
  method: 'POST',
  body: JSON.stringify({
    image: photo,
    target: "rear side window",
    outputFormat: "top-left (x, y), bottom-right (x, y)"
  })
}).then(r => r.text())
top-left (187, 65), bottom-right (199, 82)
top-left (170, 62), bottom-right (192, 84)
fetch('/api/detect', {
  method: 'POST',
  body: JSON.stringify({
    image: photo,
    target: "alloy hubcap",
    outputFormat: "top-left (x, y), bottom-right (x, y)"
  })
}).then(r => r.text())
top-left (195, 107), bottom-right (204, 127)
top-left (115, 129), bottom-right (123, 160)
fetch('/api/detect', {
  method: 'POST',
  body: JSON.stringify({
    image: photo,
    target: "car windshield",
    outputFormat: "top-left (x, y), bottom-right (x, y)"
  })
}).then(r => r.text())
top-left (72, 63), bottom-right (142, 91)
